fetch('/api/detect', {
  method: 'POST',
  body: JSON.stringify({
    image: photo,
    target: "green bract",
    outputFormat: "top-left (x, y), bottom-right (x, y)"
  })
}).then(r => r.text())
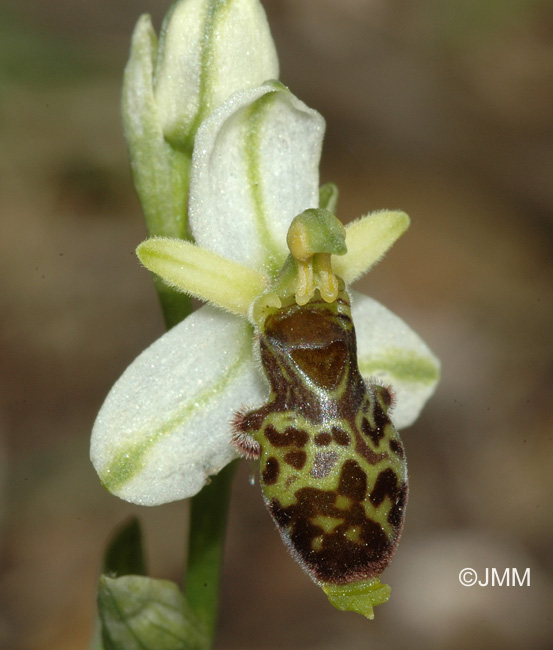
top-left (121, 0), bottom-right (278, 238)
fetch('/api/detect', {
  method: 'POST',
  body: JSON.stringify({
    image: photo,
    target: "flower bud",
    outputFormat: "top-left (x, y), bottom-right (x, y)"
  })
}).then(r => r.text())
top-left (121, 0), bottom-right (279, 238)
top-left (156, 0), bottom-right (279, 148)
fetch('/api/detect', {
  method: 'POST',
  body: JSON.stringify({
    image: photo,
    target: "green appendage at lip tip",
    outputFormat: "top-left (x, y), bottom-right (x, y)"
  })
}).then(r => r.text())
top-left (359, 349), bottom-right (440, 386)
top-left (99, 327), bottom-right (253, 494)
top-left (323, 578), bottom-right (391, 620)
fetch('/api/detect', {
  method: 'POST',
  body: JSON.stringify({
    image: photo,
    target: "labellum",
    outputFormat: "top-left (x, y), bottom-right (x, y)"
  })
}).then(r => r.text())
top-left (233, 209), bottom-right (408, 618)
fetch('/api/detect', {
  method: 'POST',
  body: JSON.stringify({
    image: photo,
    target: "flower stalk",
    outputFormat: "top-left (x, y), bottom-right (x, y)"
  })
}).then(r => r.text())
top-left (184, 462), bottom-right (237, 645)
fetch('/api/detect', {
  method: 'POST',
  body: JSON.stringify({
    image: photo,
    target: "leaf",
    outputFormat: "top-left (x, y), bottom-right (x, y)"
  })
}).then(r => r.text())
top-left (103, 517), bottom-right (147, 578)
top-left (98, 575), bottom-right (208, 650)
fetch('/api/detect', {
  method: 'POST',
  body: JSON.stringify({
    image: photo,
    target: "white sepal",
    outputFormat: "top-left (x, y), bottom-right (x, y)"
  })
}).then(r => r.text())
top-left (90, 305), bottom-right (266, 505)
top-left (189, 82), bottom-right (325, 278)
top-left (351, 290), bottom-right (440, 429)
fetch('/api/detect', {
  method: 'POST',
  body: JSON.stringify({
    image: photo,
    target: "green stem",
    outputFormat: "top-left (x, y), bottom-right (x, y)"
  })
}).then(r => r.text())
top-left (157, 287), bottom-right (235, 649)
top-left (156, 282), bottom-right (236, 650)
top-left (185, 461), bottom-right (237, 647)
top-left (155, 277), bottom-right (194, 329)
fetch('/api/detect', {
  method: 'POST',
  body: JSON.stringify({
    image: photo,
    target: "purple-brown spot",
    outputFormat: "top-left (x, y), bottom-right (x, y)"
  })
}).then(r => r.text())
top-left (369, 468), bottom-right (399, 506)
top-left (314, 432), bottom-right (332, 446)
top-left (337, 459), bottom-right (368, 502)
top-left (262, 457), bottom-right (279, 485)
top-left (268, 485), bottom-right (393, 584)
top-left (361, 416), bottom-right (384, 447)
top-left (389, 438), bottom-right (405, 458)
top-left (373, 401), bottom-right (391, 436)
top-left (265, 424), bottom-right (309, 448)
top-left (373, 384), bottom-right (394, 408)
top-left (284, 450), bottom-right (307, 470)
top-left (331, 426), bottom-right (350, 446)
top-left (387, 482), bottom-right (408, 529)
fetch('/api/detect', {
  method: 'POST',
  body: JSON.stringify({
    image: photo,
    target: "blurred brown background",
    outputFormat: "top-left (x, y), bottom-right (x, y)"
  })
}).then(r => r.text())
top-left (1, 0), bottom-right (552, 648)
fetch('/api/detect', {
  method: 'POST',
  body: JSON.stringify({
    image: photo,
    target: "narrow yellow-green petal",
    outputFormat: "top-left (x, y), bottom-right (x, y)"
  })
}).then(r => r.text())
top-left (137, 237), bottom-right (267, 316)
top-left (334, 211), bottom-right (410, 284)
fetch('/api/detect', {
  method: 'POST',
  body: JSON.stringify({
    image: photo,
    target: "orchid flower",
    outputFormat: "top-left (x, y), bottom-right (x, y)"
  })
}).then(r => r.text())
top-left (90, 75), bottom-right (440, 507)
top-left (91, 1), bottom-right (441, 633)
